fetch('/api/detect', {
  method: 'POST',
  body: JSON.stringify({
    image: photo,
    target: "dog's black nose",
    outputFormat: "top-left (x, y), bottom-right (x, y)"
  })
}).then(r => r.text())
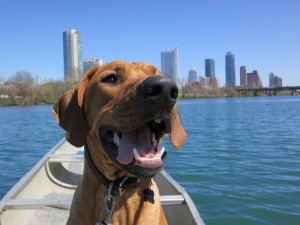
top-left (141, 76), bottom-right (178, 105)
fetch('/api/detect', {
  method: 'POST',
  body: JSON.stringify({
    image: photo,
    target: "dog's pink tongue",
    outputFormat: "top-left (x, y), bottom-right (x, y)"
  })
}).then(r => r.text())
top-left (117, 124), bottom-right (153, 164)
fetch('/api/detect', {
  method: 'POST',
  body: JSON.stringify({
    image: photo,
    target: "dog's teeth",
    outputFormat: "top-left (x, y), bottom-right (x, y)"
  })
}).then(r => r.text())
top-left (151, 132), bottom-right (155, 140)
top-left (133, 148), bottom-right (141, 161)
top-left (113, 132), bottom-right (120, 146)
top-left (157, 147), bottom-right (165, 158)
top-left (151, 132), bottom-right (156, 146)
top-left (133, 147), bottom-right (165, 163)
top-left (154, 119), bottom-right (161, 123)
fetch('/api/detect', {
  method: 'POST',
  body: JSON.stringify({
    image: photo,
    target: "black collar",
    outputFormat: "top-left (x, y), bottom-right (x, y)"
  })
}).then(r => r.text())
top-left (84, 144), bottom-right (142, 192)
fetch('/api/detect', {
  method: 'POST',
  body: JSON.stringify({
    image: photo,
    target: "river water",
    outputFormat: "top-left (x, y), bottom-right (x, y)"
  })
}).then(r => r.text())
top-left (0, 96), bottom-right (299, 225)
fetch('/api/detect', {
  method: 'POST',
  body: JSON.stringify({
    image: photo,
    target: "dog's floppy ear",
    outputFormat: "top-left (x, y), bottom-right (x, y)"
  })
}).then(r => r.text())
top-left (170, 107), bottom-right (187, 148)
top-left (52, 67), bottom-right (98, 147)
top-left (52, 88), bottom-right (87, 147)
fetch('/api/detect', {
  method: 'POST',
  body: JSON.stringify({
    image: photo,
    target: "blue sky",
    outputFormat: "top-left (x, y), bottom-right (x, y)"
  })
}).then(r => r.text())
top-left (1, 0), bottom-right (299, 86)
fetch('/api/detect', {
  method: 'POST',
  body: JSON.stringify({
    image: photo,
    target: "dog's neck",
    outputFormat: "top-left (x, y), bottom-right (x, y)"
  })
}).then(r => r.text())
top-left (84, 143), bottom-right (143, 192)
top-left (75, 141), bottom-right (158, 224)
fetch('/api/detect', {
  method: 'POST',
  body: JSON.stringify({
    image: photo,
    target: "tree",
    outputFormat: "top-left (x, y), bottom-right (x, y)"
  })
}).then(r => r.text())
top-left (223, 84), bottom-right (238, 97)
top-left (66, 67), bottom-right (83, 83)
top-left (1, 70), bottom-right (79, 105)
top-left (211, 76), bottom-right (219, 88)
top-left (8, 71), bottom-right (35, 97)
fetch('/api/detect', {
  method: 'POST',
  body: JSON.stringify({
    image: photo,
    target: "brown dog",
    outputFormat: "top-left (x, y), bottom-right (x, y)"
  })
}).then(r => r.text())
top-left (52, 60), bottom-right (186, 225)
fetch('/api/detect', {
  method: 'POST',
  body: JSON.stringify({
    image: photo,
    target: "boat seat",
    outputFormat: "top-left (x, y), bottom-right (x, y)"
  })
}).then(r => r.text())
top-left (48, 154), bottom-right (84, 163)
top-left (3, 195), bottom-right (185, 211)
top-left (46, 154), bottom-right (84, 189)
top-left (4, 199), bottom-right (71, 210)
top-left (161, 195), bottom-right (185, 205)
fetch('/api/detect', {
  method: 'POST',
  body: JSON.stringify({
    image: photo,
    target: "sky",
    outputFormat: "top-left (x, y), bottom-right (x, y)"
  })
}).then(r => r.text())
top-left (0, 0), bottom-right (299, 87)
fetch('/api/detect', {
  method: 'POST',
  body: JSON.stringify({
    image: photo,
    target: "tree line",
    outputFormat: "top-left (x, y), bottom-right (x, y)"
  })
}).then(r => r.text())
top-left (181, 83), bottom-right (238, 98)
top-left (0, 71), bottom-right (240, 106)
top-left (180, 76), bottom-right (238, 98)
top-left (0, 71), bottom-right (75, 106)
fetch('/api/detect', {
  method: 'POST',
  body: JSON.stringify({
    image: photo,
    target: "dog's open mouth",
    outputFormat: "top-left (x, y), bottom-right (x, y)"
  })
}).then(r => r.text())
top-left (99, 120), bottom-right (166, 171)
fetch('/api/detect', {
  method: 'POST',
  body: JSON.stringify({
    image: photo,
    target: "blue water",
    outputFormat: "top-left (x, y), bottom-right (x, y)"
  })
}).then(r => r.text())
top-left (1, 97), bottom-right (300, 225)
top-left (0, 105), bottom-right (65, 197)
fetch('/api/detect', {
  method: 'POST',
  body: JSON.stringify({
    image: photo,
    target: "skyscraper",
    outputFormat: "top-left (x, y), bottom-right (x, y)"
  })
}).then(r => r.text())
top-left (205, 59), bottom-right (215, 78)
top-left (225, 52), bottom-right (236, 87)
top-left (188, 67), bottom-right (198, 83)
top-left (63, 29), bottom-right (83, 82)
top-left (247, 70), bottom-right (262, 87)
top-left (240, 66), bottom-right (247, 86)
top-left (161, 47), bottom-right (178, 84)
top-left (269, 73), bottom-right (282, 87)
top-left (83, 59), bottom-right (103, 74)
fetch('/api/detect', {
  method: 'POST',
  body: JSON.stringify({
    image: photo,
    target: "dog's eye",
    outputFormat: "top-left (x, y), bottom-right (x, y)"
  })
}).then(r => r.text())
top-left (101, 74), bottom-right (119, 84)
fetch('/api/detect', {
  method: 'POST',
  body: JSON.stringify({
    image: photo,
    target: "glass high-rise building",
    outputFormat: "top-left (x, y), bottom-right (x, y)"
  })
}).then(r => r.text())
top-left (161, 47), bottom-right (178, 85)
top-left (63, 29), bottom-right (83, 82)
top-left (240, 66), bottom-right (247, 86)
top-left (269, 73), bottom-right (282, 87)
top-left (188, 67), bottom-right (198, 83)
top-left (205, 59), bottom-right (215, 78)
top-left (225, 51), bottom-right (236, 87)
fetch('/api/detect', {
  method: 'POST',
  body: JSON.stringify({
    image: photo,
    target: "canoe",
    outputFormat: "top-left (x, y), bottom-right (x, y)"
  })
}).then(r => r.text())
top-left (0, 139), bottom-right (205, 225)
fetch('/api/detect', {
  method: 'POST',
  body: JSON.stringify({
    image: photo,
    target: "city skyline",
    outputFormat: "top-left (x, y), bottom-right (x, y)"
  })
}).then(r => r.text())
top-left (62, 32), bottom-right (283, 89)
top-left (1, 0), bottom-right (300, 87)
top-left (61, 29), bottom-right (283, 88)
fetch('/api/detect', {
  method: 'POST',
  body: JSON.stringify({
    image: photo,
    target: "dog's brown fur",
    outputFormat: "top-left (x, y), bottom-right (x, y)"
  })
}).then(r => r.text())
top-left (52, 60), bottom-right (186, 225)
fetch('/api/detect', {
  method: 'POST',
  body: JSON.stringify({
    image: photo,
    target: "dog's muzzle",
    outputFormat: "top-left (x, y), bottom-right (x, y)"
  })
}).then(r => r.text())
top-left (99, 76), bottom-right (179, 177)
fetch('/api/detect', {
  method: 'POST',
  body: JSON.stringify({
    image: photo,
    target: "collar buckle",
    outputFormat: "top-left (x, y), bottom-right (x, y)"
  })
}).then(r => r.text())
top-left (118, 177), bottom-right (128, 196)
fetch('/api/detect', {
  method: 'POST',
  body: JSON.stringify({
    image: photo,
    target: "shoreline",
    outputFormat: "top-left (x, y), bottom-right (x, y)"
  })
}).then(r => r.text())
top-left (1, 94), bottom-right (299, 107)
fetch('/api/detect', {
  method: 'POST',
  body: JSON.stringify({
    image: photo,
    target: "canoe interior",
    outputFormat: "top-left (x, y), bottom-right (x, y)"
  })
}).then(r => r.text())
top-left (0, 139), bottom-right (205, 225)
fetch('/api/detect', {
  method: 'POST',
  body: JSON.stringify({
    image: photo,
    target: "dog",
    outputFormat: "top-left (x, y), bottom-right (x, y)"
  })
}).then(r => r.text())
top-left (52, 60), bottom-right (186, 225)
